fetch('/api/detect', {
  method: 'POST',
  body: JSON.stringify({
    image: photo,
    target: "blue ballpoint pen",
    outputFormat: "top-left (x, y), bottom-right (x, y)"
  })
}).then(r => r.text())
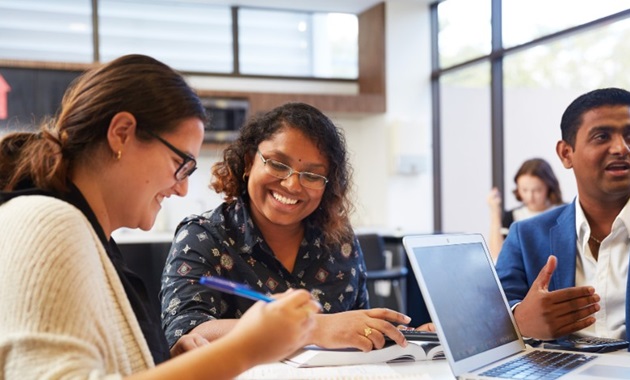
top-left (199, 276), bottom-right (275, 303)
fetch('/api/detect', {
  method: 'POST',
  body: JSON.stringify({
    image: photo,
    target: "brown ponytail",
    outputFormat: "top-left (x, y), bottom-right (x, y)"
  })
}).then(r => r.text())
top-left (0, 118), bottom-right (71, 191)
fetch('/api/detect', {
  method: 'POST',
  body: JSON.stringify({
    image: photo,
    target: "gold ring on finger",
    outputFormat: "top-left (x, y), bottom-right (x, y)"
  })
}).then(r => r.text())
top-left (364, 327), bottom-right (372, 337)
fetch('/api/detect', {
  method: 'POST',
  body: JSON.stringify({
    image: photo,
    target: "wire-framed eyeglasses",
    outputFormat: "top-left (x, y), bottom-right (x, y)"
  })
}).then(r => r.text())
top-left (146, 130), bottom-right (197, 181)
top-left (257, 150), bottom-right (328, 190)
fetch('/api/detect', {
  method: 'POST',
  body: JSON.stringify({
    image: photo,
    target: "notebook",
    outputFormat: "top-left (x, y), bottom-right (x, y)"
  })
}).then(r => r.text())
top-left (402, 233), bottom-right (630, 380)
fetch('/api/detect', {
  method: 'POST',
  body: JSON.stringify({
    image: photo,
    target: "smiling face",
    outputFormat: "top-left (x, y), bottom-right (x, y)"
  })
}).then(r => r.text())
top-left (556, 105), bottom-right (630, 207)
top-left (116, 117), bottom-right (205, 231)
top-left (246, 126), bottom-right (329, 233)
top-left (515, 174), bottom-right (550, 212)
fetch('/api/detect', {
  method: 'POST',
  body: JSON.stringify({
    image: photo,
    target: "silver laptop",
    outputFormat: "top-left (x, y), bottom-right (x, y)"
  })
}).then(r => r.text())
top-left (402, 233), bottom-right (630, 380)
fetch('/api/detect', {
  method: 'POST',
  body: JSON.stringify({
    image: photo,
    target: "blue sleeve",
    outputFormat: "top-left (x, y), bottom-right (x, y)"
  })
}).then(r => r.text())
top-left (495, 223), bottom-right (530, 308)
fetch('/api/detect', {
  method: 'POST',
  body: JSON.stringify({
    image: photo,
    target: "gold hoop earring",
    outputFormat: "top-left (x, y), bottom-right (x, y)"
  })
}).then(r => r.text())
top-left (115, 150), bottom-right (122, 160)
top-left (242, 173), bottom-right (248, 182)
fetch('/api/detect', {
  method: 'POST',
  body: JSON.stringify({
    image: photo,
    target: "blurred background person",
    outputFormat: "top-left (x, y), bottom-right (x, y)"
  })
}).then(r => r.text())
top-left (487, 158), bottom-right (563, 261)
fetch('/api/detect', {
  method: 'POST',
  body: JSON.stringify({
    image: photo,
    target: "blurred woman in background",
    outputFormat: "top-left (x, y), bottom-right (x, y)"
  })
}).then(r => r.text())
top-left (487, 158), bottom-right (563, 261)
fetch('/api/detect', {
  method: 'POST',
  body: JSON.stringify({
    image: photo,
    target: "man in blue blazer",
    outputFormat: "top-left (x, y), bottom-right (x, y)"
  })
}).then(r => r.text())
top-left (495, 88), bottom-right (630, 342)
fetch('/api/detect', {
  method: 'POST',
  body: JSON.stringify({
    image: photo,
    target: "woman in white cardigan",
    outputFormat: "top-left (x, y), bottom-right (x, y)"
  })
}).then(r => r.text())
top-left (0, 54), bottom-right (320, 380)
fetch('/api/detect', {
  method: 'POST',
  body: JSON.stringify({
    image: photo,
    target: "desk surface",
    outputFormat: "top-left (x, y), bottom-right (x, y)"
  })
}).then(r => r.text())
top-left (237, 350), bottom-right (630, 380)
top-left (237, 359), bottom-right (455, 379)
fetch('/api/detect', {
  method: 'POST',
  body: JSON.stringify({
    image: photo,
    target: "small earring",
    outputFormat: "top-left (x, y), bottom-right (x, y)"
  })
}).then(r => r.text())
top-left (242, 173), bottom-right (248, 182)
top-left (115, 150), bottom-right (122, 160)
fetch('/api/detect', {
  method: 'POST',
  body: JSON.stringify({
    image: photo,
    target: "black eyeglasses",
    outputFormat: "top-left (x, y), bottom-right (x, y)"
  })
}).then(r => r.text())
top-left (257, 150), bottom-right (328, 190)
top-left (145, 130), bottom-right (197, 181)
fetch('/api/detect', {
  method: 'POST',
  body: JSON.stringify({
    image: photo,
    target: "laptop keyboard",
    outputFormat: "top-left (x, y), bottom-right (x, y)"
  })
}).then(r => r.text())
top-left (479, 350), bottom-right (596, 379)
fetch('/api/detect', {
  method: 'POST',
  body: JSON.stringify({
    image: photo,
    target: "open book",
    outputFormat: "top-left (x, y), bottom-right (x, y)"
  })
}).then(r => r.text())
top-left (283, 341), bottom-right (444, 368)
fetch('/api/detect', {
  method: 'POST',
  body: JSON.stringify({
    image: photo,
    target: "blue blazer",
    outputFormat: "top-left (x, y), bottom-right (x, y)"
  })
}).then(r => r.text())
top-left (495, 201), bottom-right (630, 341)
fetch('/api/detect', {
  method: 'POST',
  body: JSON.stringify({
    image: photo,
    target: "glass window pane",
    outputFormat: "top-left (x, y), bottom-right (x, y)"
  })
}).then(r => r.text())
top-left (0, 0), bottom-right (93, 63)
top-left (503, 18), bottom-right (630, 207)
top-left (239, 8), bottom-right (357, 78)
top-left (504, 17), bottom-right (630, 91)
top-left (99, 0), bottom-right (232, 73)
top-left (239, 9), bottom-right (311, 77)
top-left (440, 63), bottom-right (491, 237)
top-left (503, 0), bottom-right (630, 48)
top-left (438, 0), bottom-right (491, 68)
top-left (313, 13), bottom-right (358, 79)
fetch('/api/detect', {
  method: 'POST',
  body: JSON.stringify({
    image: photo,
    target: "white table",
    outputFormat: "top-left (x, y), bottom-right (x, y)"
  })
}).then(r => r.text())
top-left (237, 359), bottom-right (456, 379)
top-left (237, 349), bottom-right (630, 380)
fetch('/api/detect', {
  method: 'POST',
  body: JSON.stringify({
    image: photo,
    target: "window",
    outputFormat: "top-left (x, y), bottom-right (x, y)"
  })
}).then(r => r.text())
top-left (432, 0), bottom-right (630, 233)
top-left (503, 17), bottom-right (630, 206)
top-left (99, 0), bottom-right (232, 72)
top-left (0, 1), bottom-right (358, 79)
top-left (504, 18), bottom-right (630, 90)
top-left (503, 0), bottom-right (630, 48)
top-left (238, 8), bottom-right (358, 78)
top-left (437, 0), bottom-right (491, 68)
top-left (0, 0), bottom-right (93, 63)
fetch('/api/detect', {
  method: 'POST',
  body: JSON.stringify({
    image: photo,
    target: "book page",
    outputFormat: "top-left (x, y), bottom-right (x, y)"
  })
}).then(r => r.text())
top-left (237, 362), bottom-right (432, 380)
top-left (424, 343), bottom-right (445, 360)
top-left (284, 341), bottom-right (443, 367)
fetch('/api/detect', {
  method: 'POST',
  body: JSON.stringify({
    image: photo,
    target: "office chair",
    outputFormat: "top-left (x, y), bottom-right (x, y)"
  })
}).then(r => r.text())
top-left (357, 233), bottom-right (408, 313)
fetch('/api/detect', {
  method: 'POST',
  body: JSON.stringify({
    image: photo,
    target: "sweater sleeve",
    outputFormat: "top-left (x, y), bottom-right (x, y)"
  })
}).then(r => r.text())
top-left (0, 196), bottom-right (139, 379)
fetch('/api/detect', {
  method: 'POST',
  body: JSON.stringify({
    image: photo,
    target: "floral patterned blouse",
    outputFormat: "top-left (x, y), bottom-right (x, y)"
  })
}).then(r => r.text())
top-left (159, 196), bottom-right (369, 347)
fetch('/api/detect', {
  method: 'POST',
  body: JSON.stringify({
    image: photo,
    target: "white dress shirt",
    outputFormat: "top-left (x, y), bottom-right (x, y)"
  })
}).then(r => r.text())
top-left (574, 196), bottom-right (629, 339)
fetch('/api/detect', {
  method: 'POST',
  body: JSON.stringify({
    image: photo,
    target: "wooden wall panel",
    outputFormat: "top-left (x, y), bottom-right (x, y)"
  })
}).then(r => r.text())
top-left (358, 2), bottom-right (386, 95)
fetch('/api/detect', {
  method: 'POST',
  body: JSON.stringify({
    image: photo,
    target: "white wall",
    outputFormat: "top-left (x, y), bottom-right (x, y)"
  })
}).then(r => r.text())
top-left (381, 1), bottom-right (433, 234)
top-left (332, 1), bottom-right (434, 236)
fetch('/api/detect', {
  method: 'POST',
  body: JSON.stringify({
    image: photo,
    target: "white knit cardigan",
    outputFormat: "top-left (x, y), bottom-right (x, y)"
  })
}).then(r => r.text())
top-left (0, 195), bottom-right (154, 379)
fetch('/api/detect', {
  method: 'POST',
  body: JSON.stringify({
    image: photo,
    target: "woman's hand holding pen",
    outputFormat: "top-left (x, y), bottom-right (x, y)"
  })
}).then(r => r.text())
top-left (310, 308), bottom-right (411, 352)
top-left (229, 288), bottom-right (321, 365)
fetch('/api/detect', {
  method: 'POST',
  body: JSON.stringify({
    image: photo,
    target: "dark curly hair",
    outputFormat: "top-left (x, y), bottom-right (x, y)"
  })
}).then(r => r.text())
top-left (211, 102), bottom-right (354, 246)
top-left (0, 54), bottom-right (206, 192)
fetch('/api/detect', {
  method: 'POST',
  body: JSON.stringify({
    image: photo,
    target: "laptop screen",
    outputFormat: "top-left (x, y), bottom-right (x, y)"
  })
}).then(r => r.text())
top-left (403, 234), bottom-right (524, 374)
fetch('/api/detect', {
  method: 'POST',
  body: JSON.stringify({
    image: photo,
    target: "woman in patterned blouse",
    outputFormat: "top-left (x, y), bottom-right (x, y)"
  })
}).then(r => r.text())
top-left (161, 102), bottom-right (416, 353)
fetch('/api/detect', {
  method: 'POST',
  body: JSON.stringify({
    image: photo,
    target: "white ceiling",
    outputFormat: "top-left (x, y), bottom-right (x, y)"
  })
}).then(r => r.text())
top-left (185, 0), bottom-right (429, 14)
